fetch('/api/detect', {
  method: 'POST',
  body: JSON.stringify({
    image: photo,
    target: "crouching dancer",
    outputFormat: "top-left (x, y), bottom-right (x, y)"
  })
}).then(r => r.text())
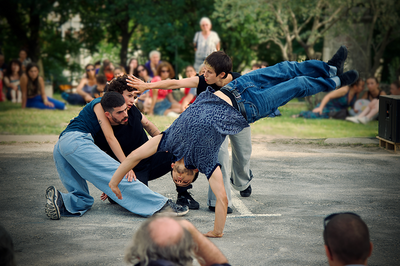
top-left (110, 46), bottom-right (358, 237)
top-left (45, 91), bottom-right (188, 220)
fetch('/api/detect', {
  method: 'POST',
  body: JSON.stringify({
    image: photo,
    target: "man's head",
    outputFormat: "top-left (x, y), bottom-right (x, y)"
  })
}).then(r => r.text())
top-left (323, 212), bottom-right (373, 266)
top-left (101, 91), bottom-right (128, 126)
top-left (96, 75), bottom-right (107, 93)
top-left (106, 74), bottom-right (137, 110)
top-left (203, 51), bottom-right (232, 83)
top-left (149, 50), bottom-right (161, 65)
top-left (125, 214), bottom-right (197, 265)
top-left (170, 158), bottom-right (199, 187)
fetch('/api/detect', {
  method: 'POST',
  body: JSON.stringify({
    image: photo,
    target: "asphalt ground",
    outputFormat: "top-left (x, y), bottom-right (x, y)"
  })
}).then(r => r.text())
top-left (0, 135), bottom-right (399, 266)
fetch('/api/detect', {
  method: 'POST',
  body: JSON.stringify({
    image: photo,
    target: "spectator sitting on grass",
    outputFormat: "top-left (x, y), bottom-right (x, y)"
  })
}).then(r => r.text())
top-left (92, 75), bottom-right (107, 98)
top-left (293, 78), bottom-right (364, 120)
top-left (390, 80), bottom-right (400, 95)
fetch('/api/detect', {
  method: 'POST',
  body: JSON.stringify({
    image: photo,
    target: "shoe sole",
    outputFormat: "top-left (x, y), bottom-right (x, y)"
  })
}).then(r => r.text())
top-left (45, 186), bottom-right (60, 220)
top-left (337, 46), bottom-right (348, 76)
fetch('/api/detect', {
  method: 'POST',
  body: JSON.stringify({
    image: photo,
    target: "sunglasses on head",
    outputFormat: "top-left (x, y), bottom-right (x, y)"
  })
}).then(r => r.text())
top-left (324, 212), bottom-right (360, 229)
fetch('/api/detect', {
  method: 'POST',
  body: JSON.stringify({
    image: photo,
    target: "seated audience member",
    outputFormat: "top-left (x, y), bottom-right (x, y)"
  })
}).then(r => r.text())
top-left (179, 65), bottom-right (197, 112)
top-left (100, 60), bottom-right (115, 82)
top-left (3, 59), bottom-right (22, 103)
top-left (113, 66), bottom-right (126, 78)
top-left (0, 224), bottom-right (16, 266)
top-left (94, 60), bottom-right (102, 75)
top-left (323, 212), bottom-right (373, 266)
top-left (0, 54), bottom-right (6, 101)
top-left (390, 80), bottom-right (400, 95)
top-left (92, 75), bottom-right (107, 98)
top-left (135, 65), bottom-right (152, 113)
top-left (126, 58), bottom-right (138, 77)
top-left (251, 63), bottom-right (261, 71)
top-left (294, 78), bottom-right (364, 119)
top-left (260, 61), bottom-right (269, 68)
top-left (346, 77), bottom-right (386, 124)
top-left (198, 63), bottom-right (206, 75)
top-left (18, 49), bottom-right (32, 72)
top-left (20, 63), bottom-right (65, 110)
top-left (125, 214), bottom-right (230, 266)
top-left (145, 50), bottom-right (161, 78)
top-left (62, 64), bottom-right (97, 105)
top-left (149, 62), bottom-right (181, 116)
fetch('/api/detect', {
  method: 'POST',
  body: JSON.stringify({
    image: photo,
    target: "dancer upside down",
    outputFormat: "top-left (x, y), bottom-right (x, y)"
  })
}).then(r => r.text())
top-left (109, 46), bottom-right (358, 238)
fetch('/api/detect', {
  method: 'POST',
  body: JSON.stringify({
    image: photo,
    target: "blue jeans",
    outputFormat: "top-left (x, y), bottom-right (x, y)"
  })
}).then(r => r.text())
top-left (53, 131), bottom-right (168, 217)
top-left (154, 98), bottom-right (172, 115)
top-left (27, 95), bottom-right (66, 110)
top-left (223, 60), bottom-right (337, 123)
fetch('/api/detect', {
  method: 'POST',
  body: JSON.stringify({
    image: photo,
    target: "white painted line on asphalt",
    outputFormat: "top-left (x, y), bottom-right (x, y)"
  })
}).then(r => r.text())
top-left (231, 190), bottom-right (253, 215)
top-left (230, 189), bottom-right (281, 218)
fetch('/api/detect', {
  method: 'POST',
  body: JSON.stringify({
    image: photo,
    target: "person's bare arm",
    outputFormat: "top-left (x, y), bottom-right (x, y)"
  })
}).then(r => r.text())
top-left (216, 42), bottom-right (220, 51)
top-left (109, 134), bottom-right (162, 199)
top-left (205, 167), bottom-right (228, 238)
top-left (127, 75), bottom-right (199, 93)
top-left (313, 86), bottom-right (348, 114)
top-left (76, 78), bottom-right (94, 102)
top-left (179, 220), bottom-right (229, 266)
top-left (141, 113), bottom-right (161, 137)
top-left (38, 76), bottom-right (54, 107)
top-left (19, 74), bottom-right (28, 108)
top-left (180, 93), bottom-right (195, 112)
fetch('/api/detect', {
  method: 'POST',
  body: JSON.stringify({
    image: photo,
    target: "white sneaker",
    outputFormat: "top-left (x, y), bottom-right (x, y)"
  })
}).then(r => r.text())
top-left (345, 116), bottom-right (359, 124)
top-left (358, 116), bottom-right (370, 125)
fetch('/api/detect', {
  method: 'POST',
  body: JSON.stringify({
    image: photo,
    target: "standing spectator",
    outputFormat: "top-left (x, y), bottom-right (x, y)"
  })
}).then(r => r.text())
top-left (20, 62), bottom-right (65, 110)
top-left (323, 212), bottom-right (373, 266)
top-left (390, 80), bottom-right (400, 95)
top-left (3, 59), bottom-right (23, 103)
top-left (149, 62), bottom-right (181, 116)
top-left (18, 49), bottom-right (32, 72)
top-left (145, 51), bottom-right (161, 78)
top-left (346, 77), bottom-right (386, 124)
top-left (126, 58), bottom-right (138, 77)
top-left (193, 17), bottom-right (220, 72)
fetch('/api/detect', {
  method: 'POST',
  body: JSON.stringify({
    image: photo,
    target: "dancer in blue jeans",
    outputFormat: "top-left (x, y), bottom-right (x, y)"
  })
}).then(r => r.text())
top-left (110, 46), bottom-right (358, 238)
top-left (45, 91), bottom-right (189, 220)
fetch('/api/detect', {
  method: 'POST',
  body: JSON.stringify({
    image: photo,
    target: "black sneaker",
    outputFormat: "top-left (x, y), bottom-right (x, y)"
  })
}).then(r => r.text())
top-left (327, 45), bottom-right (348, 76)
top-left (208, 206), bottom-right (233, 214)
top-left (158, 199), bottom-right (189, 216)
top-left (339, 70), bottom-right (359, 87)
top-left (45, 186), bottom-right (61, 220)
top-left (176, 191), bottom-right (200, 210)
top-left (240, 185), bottom-right (252, 197)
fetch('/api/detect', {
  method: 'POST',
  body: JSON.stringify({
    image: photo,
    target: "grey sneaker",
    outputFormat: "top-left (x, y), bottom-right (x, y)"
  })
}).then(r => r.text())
top-left (159, 199), bottom-right (189, 216)
top-left (45, 186), bottom-right (61, 220)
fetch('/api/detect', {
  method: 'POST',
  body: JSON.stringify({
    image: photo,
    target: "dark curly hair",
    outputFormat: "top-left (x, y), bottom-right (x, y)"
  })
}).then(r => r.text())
top-left (106, 74), bottom-right (136, 94)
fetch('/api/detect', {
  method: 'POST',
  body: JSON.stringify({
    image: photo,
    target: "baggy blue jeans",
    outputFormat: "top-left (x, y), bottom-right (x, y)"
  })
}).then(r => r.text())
top-left (26, 95), bottom-right (66, 110)
top-left (53, 131), bottom-right (168, 217)
top-left (223, 60), bottom-right (337, 124)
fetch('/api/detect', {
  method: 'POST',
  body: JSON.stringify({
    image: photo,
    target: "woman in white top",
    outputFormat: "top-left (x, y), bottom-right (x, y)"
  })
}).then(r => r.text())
top-left (193, 17), bottom-right (220, 72)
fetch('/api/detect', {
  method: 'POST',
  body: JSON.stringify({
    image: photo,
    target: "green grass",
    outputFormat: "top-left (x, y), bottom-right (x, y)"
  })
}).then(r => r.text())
top-left (0, 94), bottom-right (378, 138)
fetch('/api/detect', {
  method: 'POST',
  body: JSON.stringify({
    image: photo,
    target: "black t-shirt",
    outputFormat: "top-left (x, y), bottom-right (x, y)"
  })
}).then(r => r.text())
top-left (196, 72), bottom-right (241, 95)
top-left (94, 106), bottom-right (151, 171)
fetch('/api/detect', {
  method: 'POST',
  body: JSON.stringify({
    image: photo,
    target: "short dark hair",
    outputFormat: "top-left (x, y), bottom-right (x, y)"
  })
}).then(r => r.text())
top-left (101, 91), bottom-right (125, 113)
top-left (96, 75), bottom-right (107, 85)
top-left (106, 74), bottom-right (135, 94)
top-left (204, 51), bottom-right (232, 79)
top-left (323, 213), bottom-right (371, 264)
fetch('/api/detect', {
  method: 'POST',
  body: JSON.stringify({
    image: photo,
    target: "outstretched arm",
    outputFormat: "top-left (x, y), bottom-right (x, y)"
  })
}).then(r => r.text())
top-left (109, 134), bottom-right (163, 199)
top-left (313, 86), bottom-right (348, 114)
top-left (205, 167), bottom-right (228, 238)
top-left (126, 75), bottom-right (199, 93)
top-left (179, 219), bottom-right (229, 266)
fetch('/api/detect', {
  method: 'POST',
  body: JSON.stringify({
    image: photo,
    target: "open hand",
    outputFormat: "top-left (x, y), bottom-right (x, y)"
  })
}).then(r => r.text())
top-left (109, 183), bottom-right (122, 200)
top-left (126, 75), bottom-right (146, 95)
top-left (100, 192), bottom-right (108, 201)
top-left (125, 169), bottom-right (137, 182)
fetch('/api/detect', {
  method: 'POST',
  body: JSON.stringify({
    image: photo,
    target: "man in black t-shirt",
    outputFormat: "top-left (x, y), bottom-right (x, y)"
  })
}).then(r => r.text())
top-left (94, 76), bottom-right (174, 203)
